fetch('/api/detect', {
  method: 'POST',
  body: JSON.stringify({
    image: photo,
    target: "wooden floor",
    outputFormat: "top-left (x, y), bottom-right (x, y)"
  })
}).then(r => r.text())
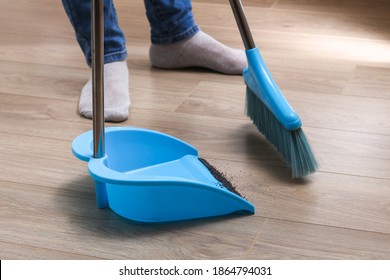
top-left (1, 0), bottom-right (390, 260)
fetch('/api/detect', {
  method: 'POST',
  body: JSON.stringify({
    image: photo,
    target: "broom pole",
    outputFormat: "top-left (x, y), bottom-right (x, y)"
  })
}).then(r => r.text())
top-left (92, 0), bottom-right (105, 158)
top-left (229, 0), bottom-right (255, 50)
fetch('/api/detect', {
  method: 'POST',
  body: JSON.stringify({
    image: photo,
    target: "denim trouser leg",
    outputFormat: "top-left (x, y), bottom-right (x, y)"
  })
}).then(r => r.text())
top-left (62, 0), bottom-right (199, 64)
top-left (62, 0), bottom-right (127, 66)
top-left (144, 0), bottom-right (199, 45)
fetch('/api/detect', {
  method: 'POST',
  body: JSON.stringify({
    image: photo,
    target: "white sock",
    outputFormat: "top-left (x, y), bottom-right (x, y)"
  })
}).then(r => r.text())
top-left (149, 31), bottom-right (247, 75)
top-left (79, 60), bottom-right (130, 122)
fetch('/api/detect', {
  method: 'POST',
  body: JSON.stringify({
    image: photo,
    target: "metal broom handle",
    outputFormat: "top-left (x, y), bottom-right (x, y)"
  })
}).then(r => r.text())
top-left (229, 0), bottom-right (255, 50)
top-left (92, 0), bottom-right (105, 158)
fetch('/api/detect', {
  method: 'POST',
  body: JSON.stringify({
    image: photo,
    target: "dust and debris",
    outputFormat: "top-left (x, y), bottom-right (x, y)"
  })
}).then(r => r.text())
top-left (198, 157), bottom-right (244, 198)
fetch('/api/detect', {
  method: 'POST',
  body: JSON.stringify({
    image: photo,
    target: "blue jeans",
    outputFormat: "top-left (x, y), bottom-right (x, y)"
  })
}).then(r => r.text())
top-left (62, 0), bottom-right (199, 66)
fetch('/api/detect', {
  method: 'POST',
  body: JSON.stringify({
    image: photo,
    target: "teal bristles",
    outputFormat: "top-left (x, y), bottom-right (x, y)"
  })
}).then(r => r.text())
top-left (228, 0), bottom-right (317, 178)
top-left (246, 87), bottom-right (318, 178)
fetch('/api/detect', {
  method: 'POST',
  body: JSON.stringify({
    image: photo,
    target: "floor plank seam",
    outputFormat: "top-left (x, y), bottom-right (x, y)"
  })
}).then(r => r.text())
top-left (270, 0), bottom-right (281, 9)
top-left (199, 156), bottom-right (390, 180)
top-left (0, 130), bottom-right (87, 144)
top-left (316, 170), bottom-right (390, 181)
top-left (0, 240), bottom-right (105, 260)
top-left (0, 178), bottom-right (93, 193)
top-left (0, 58), bottom-right (88, 71)
top-left (244, 28), bottom-right (390, 44)
top-left (242, 218), bottom-right (269, 259)
top-left (259, 4), bottom-right (390, 21)
top-left (258, 216), bottom-right (390, 236)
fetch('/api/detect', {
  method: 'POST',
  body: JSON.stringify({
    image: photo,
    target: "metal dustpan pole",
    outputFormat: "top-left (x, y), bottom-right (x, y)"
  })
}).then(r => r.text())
top-left (92, 0), bottom-right (108, 209)
top-left (92, 0), bottom-right (105, 159)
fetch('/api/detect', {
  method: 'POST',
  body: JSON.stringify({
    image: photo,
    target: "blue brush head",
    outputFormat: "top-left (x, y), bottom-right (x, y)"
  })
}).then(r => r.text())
top-left (246, 86), bottom-right (318, 178)
top-left (243, 47), bottom-right (318, 178)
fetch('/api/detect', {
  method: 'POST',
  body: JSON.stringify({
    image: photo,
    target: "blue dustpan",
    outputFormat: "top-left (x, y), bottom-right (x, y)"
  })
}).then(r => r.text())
top-left (71, 0), bottom-right (254, 223)
top-left (72, 127), bottom-right (254, 222)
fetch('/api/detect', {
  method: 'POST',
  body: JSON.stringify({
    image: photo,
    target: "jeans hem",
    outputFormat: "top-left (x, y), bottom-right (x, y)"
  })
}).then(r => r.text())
top-left (151, 25), bottom-right (200, 45)
top-left (86, 49), bottom-right (128, 67)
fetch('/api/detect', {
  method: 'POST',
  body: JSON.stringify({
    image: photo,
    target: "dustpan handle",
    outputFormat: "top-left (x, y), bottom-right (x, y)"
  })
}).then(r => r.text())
top-left (92, 0), bottom-right (105, 158)
top-left (229, 0), bottom-right (255, 50)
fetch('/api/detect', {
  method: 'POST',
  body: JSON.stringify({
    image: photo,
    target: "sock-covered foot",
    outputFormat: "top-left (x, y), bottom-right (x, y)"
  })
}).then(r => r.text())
top-left (149, 31), bottom-right (247, 75)
top-left (79, 60), bottom-right (130, 122)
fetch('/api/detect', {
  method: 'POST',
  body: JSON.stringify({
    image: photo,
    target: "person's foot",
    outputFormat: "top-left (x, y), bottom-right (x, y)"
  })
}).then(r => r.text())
top-left (149, 31), bottom-right (247, 75)
top-left (79, 60), bottom-right (130, 122)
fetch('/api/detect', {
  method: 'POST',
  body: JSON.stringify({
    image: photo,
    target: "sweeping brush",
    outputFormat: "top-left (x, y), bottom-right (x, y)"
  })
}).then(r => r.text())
top-left (229, 0), bottom-right (318, 178)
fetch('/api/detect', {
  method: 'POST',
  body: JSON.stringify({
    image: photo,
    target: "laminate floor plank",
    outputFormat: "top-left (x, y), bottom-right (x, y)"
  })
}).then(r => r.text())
top-left (246, 219), bottom-right (390, 259)
top-left (0, 181), bottom-right (263, 259)
top-left (342, 65), bottom-right (390, 99)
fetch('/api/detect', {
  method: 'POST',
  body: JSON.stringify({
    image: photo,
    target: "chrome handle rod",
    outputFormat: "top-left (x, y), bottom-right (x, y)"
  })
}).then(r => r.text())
top-left (92, 0), bottom-right (105, 158)
top-left (229, 0), bottom-right (255, 50)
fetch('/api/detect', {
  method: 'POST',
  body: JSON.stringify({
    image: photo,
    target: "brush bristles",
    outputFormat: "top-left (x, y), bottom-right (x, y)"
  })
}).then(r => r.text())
top-left (246, 88), bottom-right (318, 178)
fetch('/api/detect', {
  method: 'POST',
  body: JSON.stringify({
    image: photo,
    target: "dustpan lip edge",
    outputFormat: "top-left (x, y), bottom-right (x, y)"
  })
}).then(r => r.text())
top-left (72, 125), bottom-right (198, 161)
top-left (87, 158), bottom-right (253, 205)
